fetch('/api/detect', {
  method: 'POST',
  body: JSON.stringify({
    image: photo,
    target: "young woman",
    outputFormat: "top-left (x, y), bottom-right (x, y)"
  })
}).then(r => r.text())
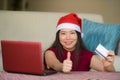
top-left (44, 13), bottom-right (115, 73)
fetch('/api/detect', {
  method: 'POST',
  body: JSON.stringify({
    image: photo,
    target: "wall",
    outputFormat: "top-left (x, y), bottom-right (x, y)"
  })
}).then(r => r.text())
top-left (26, 0), bottom-right (120, 23)
top-left (0, 0), bottom-right (4, 9)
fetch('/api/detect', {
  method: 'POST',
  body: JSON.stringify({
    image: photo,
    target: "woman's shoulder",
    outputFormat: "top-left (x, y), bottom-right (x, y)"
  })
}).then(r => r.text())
top-left (81, 49), bottom-right (93, 53)
top-left (47, 47), bottom-right (56, 51)
top-left (45, 48), bottom-right (57, 53)
top-left (81, 49), bottom-right (94, 56)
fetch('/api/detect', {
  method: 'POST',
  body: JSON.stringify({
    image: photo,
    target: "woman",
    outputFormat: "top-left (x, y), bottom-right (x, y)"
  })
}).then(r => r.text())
top-left (44, 13), bottom-right (115, 73)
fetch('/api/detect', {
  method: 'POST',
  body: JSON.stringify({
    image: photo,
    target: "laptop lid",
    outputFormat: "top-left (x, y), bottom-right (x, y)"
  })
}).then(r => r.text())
top-left (1, 40), bottom-right (44, 75)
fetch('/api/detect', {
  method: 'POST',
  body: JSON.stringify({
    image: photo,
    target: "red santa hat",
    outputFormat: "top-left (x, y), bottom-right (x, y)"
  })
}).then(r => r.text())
top-left (56, 13), bottom-right (82, 33)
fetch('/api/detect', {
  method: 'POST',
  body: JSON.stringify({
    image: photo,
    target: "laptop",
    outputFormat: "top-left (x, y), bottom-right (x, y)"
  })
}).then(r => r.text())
top-left (1, 40), bottom-right (57, 76)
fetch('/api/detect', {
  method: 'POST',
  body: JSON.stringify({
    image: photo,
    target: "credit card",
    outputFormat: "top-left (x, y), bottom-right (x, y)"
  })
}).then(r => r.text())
top-left (95, 44), bottom-right (109, 59)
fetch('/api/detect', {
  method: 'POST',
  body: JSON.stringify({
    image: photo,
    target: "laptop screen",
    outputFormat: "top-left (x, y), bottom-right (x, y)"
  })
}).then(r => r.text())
top-left (1, 40), bottom-right (44, 75)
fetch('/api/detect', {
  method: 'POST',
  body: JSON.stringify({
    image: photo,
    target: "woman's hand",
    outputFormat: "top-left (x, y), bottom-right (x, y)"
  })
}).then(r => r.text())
top-left (102, 50), bottom-right (115, 71)
top-left (62, 52), bottom-right (72, 73)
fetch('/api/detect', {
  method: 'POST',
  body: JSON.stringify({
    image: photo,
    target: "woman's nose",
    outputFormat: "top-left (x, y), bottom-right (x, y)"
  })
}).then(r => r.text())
top-left (66, 34), bottom-right (70, 39)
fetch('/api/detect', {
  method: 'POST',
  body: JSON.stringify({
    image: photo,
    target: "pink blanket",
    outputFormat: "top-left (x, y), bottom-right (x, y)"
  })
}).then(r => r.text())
top-left (0, 71), bottom-right (120, 80)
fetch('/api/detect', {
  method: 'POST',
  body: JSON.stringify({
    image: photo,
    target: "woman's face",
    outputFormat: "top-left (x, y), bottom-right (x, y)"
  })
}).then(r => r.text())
top-left (59, 28), bottom-right (78, 51)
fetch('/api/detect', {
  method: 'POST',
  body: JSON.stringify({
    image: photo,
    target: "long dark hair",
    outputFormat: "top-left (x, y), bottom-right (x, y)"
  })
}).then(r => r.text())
top-left (49, 30), bottom-right (87, 65)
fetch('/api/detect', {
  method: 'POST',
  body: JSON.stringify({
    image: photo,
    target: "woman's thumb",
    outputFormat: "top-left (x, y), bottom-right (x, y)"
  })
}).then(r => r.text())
top-left (66, 52), bottom-right (71, 60)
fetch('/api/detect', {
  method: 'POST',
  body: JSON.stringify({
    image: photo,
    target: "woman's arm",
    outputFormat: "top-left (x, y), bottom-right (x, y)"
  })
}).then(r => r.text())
top-left (45, 50), bottom-right (72, 73)
top-left (90, 51), bottom-right (115, 72)
top-left (45, 50), bottom-right (63, 71)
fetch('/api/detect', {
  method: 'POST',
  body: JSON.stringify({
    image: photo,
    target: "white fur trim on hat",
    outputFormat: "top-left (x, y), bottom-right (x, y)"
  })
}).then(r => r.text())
top-left (56, 23), bottom-right (81, 32)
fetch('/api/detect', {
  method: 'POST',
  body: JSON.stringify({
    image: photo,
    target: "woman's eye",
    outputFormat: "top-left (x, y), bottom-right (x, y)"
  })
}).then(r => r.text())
top-left (71, 32), bottom-right (76, 34)
top-left (61, 32), bottom-right (66, 35)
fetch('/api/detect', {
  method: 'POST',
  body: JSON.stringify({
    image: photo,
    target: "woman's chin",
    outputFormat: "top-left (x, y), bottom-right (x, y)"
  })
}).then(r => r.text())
top-left (64, 46), bottom-right (75, 51)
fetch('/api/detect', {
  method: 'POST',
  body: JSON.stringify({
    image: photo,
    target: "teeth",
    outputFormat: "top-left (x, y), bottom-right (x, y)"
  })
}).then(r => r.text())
top-left (65, 42), bottom-right (72, 45)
